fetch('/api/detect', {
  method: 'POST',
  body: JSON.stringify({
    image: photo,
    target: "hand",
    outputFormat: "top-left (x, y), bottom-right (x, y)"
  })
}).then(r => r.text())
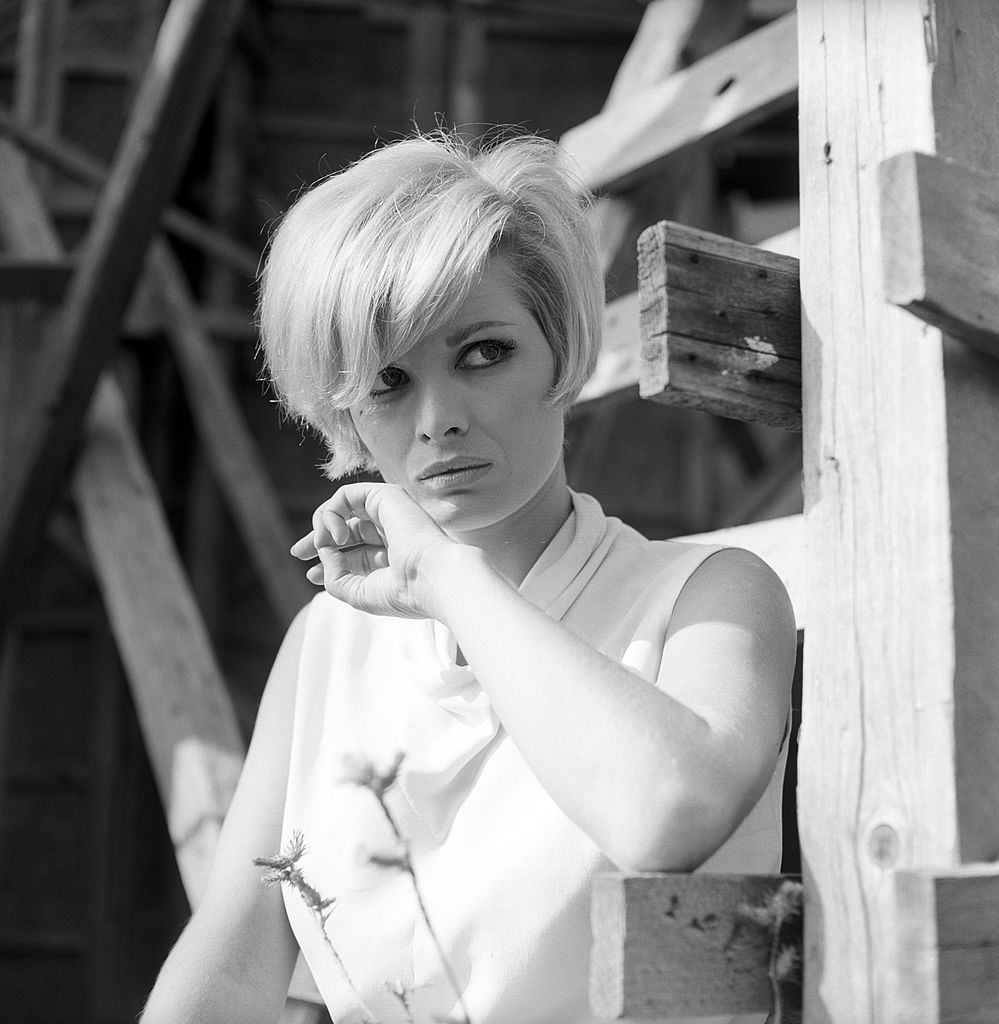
top-left (290, 482), bottom-right (457, 618)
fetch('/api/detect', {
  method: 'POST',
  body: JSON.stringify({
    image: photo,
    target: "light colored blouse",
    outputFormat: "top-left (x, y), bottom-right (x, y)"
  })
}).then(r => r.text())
top-left (281, 491), bottom-right (787, 1024)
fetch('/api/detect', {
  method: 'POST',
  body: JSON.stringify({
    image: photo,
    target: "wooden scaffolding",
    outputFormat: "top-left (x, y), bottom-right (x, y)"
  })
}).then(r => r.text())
top-left (1, 0), bottom-right (996, 1021)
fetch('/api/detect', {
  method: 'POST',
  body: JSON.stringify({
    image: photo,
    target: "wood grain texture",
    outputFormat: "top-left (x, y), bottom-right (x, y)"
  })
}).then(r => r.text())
top-left (561, 11), bottom-right (797, 192)
top-left (590, 872), bottom-right (801, 1019)
top-left (880, 151), bottom-right (999, 357)
top-left (0, 0), bottom-right (245, 613)
top-left (895, 863), bottom-right (999, 1023)
top-left (637, 220), bottom-right (801, 429)
top-left (797, 1), bottom-right (999, 1020)
top-left (74, 376), bottom-right (245, 904)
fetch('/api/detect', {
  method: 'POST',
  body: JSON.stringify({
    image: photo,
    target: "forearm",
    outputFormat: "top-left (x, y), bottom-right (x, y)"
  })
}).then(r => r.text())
top-left (142, 901), bottom-right (297, 1024)
top-left (428, 546), bottom-right (742, 870)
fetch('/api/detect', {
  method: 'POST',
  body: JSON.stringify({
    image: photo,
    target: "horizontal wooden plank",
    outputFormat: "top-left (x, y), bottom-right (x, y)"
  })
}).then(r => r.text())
top-left (895, 863), bottom-right (999, 1023)
top-left (0, 256), bottom-right (73, 301)
top-left (590, 872), bottom-right (802, 1019)
top-left (561, 11), bottom-right (798, 192)
top-left (880, 150), bottom-right (999, 358)
top-left (638, 219), bottom-right (802, 430)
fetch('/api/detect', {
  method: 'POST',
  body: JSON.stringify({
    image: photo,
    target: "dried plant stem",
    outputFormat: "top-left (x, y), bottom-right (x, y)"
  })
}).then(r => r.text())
top-left (313, 919), bottom-right (380, 1024)
top-left (374, 792), bottom-right (474, 1024)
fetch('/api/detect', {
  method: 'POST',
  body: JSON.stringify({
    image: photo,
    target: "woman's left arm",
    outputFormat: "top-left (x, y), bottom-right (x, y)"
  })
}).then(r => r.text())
top-left (297, 483), bottom-right (796, 872)
top-left (426, 542), bottom-right (796, 872)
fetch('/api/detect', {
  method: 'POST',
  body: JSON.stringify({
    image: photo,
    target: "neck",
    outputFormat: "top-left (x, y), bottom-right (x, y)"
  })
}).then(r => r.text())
top-left (447, 461), bottom-right (572, 587)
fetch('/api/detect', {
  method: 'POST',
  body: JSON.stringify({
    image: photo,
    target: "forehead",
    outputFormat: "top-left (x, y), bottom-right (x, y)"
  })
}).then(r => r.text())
top-left (423, 257), bottom-right (536, 343)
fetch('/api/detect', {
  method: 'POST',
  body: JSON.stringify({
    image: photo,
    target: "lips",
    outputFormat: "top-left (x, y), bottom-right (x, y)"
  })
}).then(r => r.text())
top-left (417, 457), bottom-right (491, 484)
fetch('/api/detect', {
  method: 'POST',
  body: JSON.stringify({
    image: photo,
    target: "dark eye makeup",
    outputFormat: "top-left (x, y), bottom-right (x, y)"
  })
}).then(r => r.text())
top-left (368, 339), bottom-right (516, 397)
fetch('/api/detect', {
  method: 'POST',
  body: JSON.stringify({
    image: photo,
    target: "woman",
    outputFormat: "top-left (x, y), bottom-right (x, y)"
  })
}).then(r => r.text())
top-left (142, 133), bottom-right (796, 1024)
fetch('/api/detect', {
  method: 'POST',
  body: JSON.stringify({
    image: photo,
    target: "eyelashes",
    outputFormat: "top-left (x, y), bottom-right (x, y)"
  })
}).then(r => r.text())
top-left (368, 338), bottom-right (517, 397)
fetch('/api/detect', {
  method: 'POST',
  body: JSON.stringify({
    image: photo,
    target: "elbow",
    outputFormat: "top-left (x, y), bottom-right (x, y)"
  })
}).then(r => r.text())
top-left (603, 780), bottom-right (745, 873)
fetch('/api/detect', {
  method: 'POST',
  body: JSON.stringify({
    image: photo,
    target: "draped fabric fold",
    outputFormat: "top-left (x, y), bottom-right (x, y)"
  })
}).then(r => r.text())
top-left (395, 491), bottom-right (617, 840)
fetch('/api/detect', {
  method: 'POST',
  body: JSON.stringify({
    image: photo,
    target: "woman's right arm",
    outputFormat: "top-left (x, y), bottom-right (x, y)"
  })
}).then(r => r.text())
top-left (141, 605), bottom-right (310, 1024)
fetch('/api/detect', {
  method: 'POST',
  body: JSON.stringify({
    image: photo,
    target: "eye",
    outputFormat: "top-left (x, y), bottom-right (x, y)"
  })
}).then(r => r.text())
top-left (370, 365), bottom-right (409, 396)
top-left (458, 339), bottom-right (515, 369)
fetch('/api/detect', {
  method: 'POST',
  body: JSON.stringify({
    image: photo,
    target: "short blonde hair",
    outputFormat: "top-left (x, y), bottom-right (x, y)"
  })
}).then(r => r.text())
top-left (257, 131), bottom-right (603, 478)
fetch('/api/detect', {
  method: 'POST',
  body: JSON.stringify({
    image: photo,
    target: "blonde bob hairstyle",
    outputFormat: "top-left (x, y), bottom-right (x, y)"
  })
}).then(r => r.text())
top-left (257, 131), bottom-right (603, 478)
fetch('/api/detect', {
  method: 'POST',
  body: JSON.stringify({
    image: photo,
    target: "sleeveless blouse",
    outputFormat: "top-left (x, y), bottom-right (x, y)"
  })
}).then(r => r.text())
top-left (281, 491), bottom-right (787, 1024)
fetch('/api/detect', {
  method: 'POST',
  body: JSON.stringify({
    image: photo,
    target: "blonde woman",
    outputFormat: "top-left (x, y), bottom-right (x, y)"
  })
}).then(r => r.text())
top-left (143, 133), bottom-right (795, 1024)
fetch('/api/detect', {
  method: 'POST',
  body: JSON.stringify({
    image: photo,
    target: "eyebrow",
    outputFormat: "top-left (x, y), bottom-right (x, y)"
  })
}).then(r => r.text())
top-left (445, 320), bottom-right (515, 348)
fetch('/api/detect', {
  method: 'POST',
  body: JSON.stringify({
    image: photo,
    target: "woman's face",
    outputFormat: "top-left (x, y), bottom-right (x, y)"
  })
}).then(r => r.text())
top-left (349, 257), bottom-right (567, 534)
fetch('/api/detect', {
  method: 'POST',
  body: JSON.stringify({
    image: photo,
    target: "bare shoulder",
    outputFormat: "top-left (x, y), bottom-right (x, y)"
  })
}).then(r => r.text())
top-left (667, 545), bottom-right (795, 646)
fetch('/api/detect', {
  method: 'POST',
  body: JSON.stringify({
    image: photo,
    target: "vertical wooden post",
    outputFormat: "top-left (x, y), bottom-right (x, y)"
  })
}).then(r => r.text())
top-left (797, 1), bottom-right (999, 1020)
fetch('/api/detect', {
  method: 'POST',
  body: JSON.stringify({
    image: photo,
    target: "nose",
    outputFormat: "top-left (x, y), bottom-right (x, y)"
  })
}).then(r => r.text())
top-left (416, 383), bottom-right (469, 443)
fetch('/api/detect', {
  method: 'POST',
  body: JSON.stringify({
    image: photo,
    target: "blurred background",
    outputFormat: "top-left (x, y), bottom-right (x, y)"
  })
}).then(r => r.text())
top-left (0, 1), bottom-right (800, 1020)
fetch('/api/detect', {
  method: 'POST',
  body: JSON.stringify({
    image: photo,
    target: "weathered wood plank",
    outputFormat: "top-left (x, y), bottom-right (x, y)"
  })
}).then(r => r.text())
top-left (0, 103), bottom-right (259, 278)
top-left (0, 256), bottom-right (73, 301)
top-left (0, 0), bottom-right (245, 618)
top-left (895, 863), bottom-right (999, 1024)
top-left (74, 375), bottom-right (245, 903)
top-left (880, 151), bottom-right (999, 359)
top-left (797, 1), bottom-right (999, 1020)
top-left (562, 11), bottom-right (797, 193)
top-left (638, 220), bottom-right (801, 429)
top-left (150, 240), bottom-right (312, 628)
top-left (590, 872), bottom-right (801, 1019)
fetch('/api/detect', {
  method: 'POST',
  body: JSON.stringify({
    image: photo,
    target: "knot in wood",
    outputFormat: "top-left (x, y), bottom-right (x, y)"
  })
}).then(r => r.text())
top-left (868, 823), bottom-right (900, 868)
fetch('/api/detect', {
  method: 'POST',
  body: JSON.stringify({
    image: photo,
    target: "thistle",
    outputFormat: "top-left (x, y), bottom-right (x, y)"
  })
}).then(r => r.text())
top-left (254, 832), bottom-right (380, 1022)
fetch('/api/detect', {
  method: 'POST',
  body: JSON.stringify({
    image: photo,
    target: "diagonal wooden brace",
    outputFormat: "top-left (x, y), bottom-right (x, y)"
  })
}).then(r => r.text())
top-left (0, 0), bottom-right (245, 618)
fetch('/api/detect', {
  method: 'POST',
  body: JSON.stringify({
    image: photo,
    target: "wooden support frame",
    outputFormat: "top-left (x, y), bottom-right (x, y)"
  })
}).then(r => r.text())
top-left (561, 11), bottom-right (797, 193)
top-left (797, 1), bottom-right (999, 1020)
top-left (880, 151), bottom-right (999, 359)
top-left (0, 255), bottom-right (73, 300)
top-left (0, 104), bottom-right (259, 277)
top-left (0, 137), bottom-right (245, 906)
top-left (0, 0), bottom-right (245, 619)
top-left (637, 220), bottom-right (801, 429)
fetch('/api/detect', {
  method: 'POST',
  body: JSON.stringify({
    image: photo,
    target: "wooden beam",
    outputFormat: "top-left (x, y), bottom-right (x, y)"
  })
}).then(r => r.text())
top-left (880, 151), bottom-right (999, 359)
top-left (150, 240), bottom-right (313, 628)
top-left (74, 375), bottom-right (245, 903)
top-left (0, 105), bottom-right (260, 277)
top-left (895, 863), bottom-right (999, 1023)
top-left (561, 11), bottom-right (797, 193)
top-left (638, 220), bottom-right (801, 430)
top-left (0, 123), bottom-right (244, 908)
top-left (797, 1), bottom-right (999, 1020)
top-left (0, 0), bottom-right (245, 619)
top-left (590, 872), bottom-right (801, 1019)
top-left (0, 255), bottom-right (73, 301)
